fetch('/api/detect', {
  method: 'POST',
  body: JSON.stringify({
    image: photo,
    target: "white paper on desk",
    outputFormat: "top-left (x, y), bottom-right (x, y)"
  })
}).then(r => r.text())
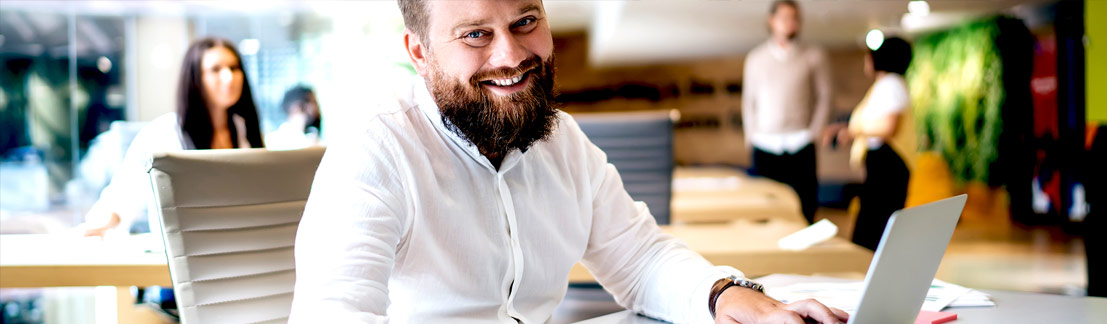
top-left (777, 219), bottom-right (838, 250)
top-left (766, 279), bottom-right (991, 315)
top-left (768, 282), bottom-right (864, 315)
top-left (935, 279), bottom-right (996, 308)
top-left (922, 279), bottom-right (972, 311)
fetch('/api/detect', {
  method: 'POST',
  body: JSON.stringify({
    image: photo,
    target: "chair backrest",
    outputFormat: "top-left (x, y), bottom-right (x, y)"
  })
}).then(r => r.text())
top-left (573, 110), bottom-right (675, 225)
top-left (147, 147), bottom-right (325, 324)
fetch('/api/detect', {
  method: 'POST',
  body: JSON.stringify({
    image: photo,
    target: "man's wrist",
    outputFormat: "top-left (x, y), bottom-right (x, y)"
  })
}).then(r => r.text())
top-left (708, 275), bottom-right (765, 319)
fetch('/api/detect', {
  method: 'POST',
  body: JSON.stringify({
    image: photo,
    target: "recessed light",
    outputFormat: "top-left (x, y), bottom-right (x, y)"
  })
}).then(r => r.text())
top-left (908, 0), bottom-right (930, 16)
top-left (866, 29), bottom-right (885, 51)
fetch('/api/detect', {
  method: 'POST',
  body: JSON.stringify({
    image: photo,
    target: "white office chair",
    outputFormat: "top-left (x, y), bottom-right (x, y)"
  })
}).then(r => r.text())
top-left (147, 147), bottom-right (325, 324)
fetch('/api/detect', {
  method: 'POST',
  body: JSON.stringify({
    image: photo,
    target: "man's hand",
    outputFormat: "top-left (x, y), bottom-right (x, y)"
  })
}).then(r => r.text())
top-left (714, 286), bottom-right (848, 324)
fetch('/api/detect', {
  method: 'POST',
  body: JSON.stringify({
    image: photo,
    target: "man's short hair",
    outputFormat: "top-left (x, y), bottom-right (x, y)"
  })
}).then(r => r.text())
top-left (398, 0), bottom-right (429, 42)
top-left (770, 0), bottom-right (799, 15)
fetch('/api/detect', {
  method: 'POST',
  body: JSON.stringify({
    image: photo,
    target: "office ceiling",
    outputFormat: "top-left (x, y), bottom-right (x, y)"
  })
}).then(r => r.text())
top-left (0, 0), bottom-right (1057, 64)
top-left (543, 0), bottom-right (1056, 66)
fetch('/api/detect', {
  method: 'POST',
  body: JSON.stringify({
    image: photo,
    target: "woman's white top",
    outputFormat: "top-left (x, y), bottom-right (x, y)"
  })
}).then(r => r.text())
top-left (857, 73), bottom-right (910, 149)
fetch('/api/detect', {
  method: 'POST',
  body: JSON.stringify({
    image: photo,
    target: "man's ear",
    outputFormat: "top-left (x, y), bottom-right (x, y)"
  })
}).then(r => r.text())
top-left (404, 29), bottom-right (430, 77)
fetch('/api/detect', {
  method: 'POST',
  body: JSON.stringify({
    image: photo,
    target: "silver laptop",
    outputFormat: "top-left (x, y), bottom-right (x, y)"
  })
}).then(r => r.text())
top-left (849, 194), bottom-right (968, 324)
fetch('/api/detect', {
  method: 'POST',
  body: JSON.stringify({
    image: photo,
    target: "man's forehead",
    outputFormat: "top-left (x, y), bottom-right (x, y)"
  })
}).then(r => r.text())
top-left (427, 0), bottom-right (544, 32)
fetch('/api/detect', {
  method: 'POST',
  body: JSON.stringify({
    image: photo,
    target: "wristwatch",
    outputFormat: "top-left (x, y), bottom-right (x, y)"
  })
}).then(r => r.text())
top-left (708, 275), bottom-right (765, 319)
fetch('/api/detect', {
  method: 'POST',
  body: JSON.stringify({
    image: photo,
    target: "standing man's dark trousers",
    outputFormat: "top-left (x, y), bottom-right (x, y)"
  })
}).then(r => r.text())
top-left (751, 144), bottom-right (819, 224)
top-left (851, 144), bottom-right (910, 251)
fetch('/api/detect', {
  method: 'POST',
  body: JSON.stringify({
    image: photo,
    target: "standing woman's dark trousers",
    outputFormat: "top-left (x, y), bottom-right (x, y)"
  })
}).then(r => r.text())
top-left (852, 144), bottom-right (910, 251)
top-left (752, 144), bottom-right (819, 224)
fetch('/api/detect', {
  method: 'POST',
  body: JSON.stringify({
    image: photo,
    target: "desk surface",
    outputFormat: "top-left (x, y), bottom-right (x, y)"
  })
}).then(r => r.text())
top-left (568, 219), bottom-right (873, 282)
top-left (0, 233), bottom-right (172, 288)
top-left (572, 289), bottom-right (1107, 324)
top-left (671, 167), bottom-right (805, 224)
top-left (2, 219), bottom-right (871, 288)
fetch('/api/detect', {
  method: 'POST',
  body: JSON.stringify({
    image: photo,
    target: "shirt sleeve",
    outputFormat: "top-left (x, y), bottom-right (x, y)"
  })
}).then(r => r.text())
top-left (808, 48), bottom-right (833, 135)
top-left (579, 135), bottom-right (743, 324)
top-left (288, 129), bottom-right (409, 324)
top-left (865, 76), bottom-right (910, 117)
top-left (86, 120), bottom-right (167, 233)
top-left (741, 50), bottom-right (759, 143)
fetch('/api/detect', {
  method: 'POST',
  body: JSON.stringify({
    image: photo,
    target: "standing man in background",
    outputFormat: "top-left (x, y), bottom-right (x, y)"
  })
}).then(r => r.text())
top-left (741, 0), bottom-right (832, 224)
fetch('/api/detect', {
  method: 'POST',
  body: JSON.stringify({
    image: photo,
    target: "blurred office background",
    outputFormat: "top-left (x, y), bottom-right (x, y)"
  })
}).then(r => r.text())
top-left (0, 0), bottom-right (1103, 323)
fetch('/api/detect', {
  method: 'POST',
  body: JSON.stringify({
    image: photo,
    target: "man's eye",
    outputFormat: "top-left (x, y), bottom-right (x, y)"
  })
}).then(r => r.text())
top-left (514, 17), bottom-right (536, 28)
top-left (465, 31), bottom-right (486, 39)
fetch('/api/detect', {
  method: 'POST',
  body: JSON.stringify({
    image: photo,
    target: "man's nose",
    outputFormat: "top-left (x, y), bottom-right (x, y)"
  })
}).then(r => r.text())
top-left (487, 33), bottom-right (529, 70)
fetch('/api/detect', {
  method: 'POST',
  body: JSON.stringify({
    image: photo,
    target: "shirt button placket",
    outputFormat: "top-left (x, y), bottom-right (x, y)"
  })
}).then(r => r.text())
top-left (497, 173), bottom-right (526, 323)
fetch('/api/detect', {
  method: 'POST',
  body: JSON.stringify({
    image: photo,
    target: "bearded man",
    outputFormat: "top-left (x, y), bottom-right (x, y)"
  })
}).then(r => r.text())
top-left (289, 1), bottom-right (848, 323)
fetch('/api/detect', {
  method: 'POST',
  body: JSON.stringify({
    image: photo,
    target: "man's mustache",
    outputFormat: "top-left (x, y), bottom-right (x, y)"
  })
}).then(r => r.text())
top-left (469, 56), bottom-right (543, 86)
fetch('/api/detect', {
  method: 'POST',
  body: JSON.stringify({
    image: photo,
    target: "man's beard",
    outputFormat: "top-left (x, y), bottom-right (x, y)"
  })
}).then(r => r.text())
top-left (427, 54), bottom-right (560, 158)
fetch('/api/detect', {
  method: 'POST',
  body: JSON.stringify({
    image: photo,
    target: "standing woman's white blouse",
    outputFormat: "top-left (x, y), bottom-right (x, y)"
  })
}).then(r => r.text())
top-left (85, 113), bottom-right (252, 239)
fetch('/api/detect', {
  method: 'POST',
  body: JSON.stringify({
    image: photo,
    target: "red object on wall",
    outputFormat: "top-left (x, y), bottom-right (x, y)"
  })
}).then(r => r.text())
top-left (1030, 28), bottom-right (1062, 213)
top-left (1031, 32), bottom-right (1058, 140)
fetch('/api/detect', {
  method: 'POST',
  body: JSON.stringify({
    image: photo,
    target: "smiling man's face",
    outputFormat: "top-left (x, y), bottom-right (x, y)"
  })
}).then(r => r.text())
top-left (403, 0), bottom-right (560, 159)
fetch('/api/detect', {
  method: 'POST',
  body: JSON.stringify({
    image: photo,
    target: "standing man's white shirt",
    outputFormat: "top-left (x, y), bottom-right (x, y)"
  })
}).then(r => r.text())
top-left (290, 78), bottom-right (741, 324)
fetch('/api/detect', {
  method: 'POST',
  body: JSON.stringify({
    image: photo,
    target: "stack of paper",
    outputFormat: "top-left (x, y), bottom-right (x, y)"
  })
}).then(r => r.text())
top-left (766, 278), bottom-right (995, 316)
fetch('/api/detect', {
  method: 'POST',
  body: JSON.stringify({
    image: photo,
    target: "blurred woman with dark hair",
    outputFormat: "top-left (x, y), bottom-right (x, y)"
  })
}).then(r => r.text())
top-left (266, 85), bottom-right (323, 150)
top-left (824, 37), bottom-right (916, 251)
top-left (82, 37), bottom-right (264, 237)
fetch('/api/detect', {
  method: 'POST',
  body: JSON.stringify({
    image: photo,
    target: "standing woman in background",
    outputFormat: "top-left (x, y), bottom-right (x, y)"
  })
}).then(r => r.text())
top-left (82, 37), bottom-right (265, 237)
top-left (826, 37), bottom-right (916, 251)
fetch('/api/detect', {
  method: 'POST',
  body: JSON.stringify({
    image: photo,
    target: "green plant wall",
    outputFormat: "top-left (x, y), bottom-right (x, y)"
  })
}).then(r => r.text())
top-left (908, 18), bottom-right (1005, 184)
top-left (1090, 0), bottom-right (1107, 123)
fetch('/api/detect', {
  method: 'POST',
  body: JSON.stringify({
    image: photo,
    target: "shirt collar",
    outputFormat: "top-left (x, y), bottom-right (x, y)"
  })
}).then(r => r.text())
top-left (767, 40), bottom-right (797, 61)
top-left (411, 77), bottom-right (525, 173)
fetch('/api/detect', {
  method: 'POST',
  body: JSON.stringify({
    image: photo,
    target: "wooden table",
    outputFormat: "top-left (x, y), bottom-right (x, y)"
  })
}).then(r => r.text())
top-left (0, 233), bottom-right (171, 288)
top-left (568, 219), bottom-right (873, 282)
top-left (2, 220), bottom-right (872, 320)
top-left (3, 221), bottom-right (872, 287)
top-left (670, 167), bottom-right (805, 224)
top-left (0, 234), bottom-right (173, 323)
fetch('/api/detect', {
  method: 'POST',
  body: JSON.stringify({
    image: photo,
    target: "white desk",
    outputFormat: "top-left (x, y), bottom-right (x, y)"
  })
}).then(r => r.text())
top-left (572, 290), bottom-right (1107, 324)
top-left (569, 273), bottom-right (1107, 324)
top-left (0, 234), bottom-right (174, 323)
top-left (0, 233), bottom-right (171, 288)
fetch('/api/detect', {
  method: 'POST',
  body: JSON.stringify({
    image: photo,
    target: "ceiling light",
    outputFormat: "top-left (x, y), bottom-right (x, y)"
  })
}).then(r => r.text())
top-left (908, 0), bottom-right (930, 16)
top-left (866, 29), bottom-right (885, 51)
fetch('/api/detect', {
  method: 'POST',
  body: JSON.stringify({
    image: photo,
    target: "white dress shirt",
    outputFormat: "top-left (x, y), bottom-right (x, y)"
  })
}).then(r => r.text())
top-left (289, 77), bottom-right (742, 324)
